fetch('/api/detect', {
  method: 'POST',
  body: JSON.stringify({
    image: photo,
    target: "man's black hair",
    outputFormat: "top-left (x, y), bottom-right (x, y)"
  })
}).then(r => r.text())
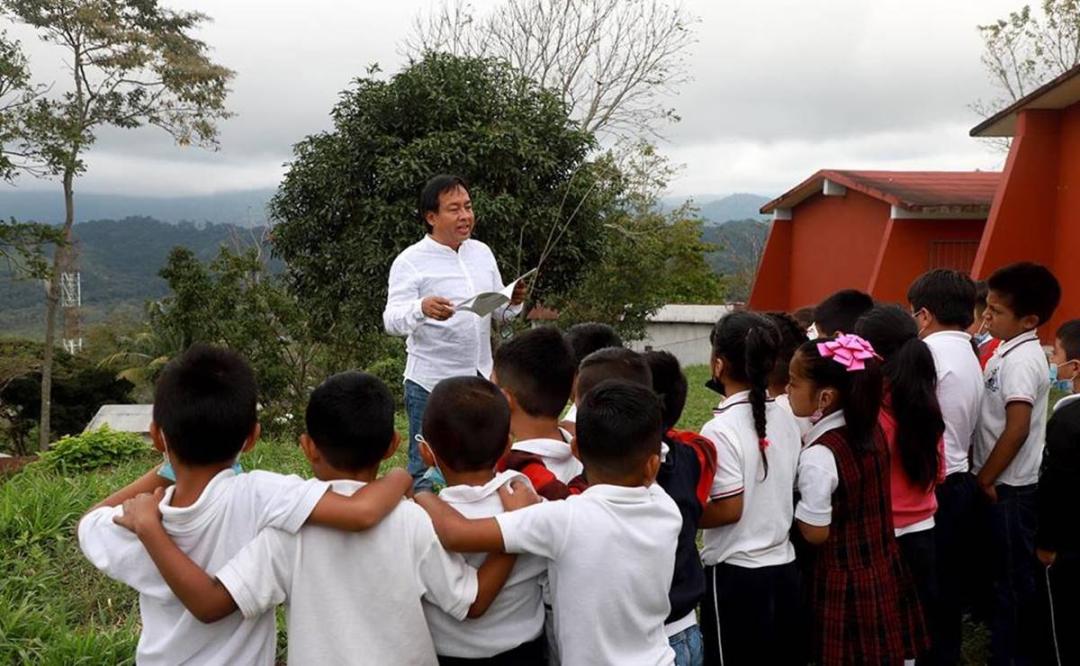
top-left (564, 322), bottom-right (623, 365)
top-left (576, 347), bottom-right (652, 400)
top-left (305, 371), bottom-right (396, 472)
top-left (576, 380), bottom-right (663, 478)
top-left (907, 269), bottom-right (977, 329)
top-left (765, 311), bottom-right (808, 387)
top-left (494, 326), bottom-right (576, 418)
top-left (644, 351), bottom-right (688, 431)
top-left (986, 261), bottom-right (1061, 326)
top-left (423, 376), bottom-right (510, 473)
top-left (418, 174), bottom-right (469, 229)
top-left (814, 289), bottom-right (874, 336)
top-left (1056, 319), bottom-right (1080, 362)
top-left (153, 344), bottom-right (258, 466)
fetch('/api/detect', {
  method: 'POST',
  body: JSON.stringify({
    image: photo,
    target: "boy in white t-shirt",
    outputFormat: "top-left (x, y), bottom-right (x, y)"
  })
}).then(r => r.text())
top-left (418, 375), bottom-right (547, 664)
top-left (417, 380), bottom-right (681, 666)
top-left (77, 346), bottom-right (411, 666)
top-left (494, 326), bottom-right (581, 500)
top-left (115, 371), bottom-right (518, 666)
top-left (972, 262), bottom-right (1061, 664)
top-left (907, 268), bottom-right (985, 664)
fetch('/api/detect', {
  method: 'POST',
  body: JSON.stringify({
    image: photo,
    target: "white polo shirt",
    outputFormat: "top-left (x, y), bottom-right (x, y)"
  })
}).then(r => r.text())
top-left (423, 471), bottom-right (546, 658)
top-left (77, 469), bottom-right (329, 666)
top-left (924, 330), bottom-right (984, 475)
top-left (973, 330), bottom-right (1051, 487)
top-left (383, 236), bottom-right (521, 391)
top-left (496, 484), bottom-right (680, 666)
top-left (217, 480), bottom-right (478, 666)
top-left (699, 393), bottom-right (801, 568)
top-left (508, 430), bottom-right (582, 483)
top-left (794, 411), bottom-right (846, 527)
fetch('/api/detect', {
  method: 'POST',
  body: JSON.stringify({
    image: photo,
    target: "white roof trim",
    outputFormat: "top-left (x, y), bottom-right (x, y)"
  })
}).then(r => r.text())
top-left (773, 207), bottom-right (792, 221)
top-left (822, 179), bottom-right (847, 197)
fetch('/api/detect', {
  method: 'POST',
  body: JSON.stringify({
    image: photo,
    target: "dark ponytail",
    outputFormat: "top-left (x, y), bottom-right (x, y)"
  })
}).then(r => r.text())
top-left (796, 338), bottom-right (884, 453)
top-left (711, 311), bottom-right (780, 478)
top-left (855, 306), bottom-right (944, 488)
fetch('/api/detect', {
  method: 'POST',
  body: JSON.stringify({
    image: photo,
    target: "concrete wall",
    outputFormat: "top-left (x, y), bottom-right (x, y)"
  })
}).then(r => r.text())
top-left (629, 321), bottom-right (715, 366)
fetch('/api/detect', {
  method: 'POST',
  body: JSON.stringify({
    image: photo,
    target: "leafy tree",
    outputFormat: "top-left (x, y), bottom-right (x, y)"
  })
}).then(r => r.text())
top-left (974, 0), bottom-right (1080, 149)
top-left (270, 53), bottom-right (620, 361)
top-left (2, 0), bottom-right (235, 448)
top-left (0, 28), bottom-right (45, 179)
top-left (0, 217), bottom-right (62, 280)
top-left (1, 339), bottom-right (133, 455)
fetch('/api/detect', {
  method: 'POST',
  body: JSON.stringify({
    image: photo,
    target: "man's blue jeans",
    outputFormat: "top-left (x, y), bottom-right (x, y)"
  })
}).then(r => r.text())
top-left (668, 624), bottom-right (703, 666)
top-left (404, 379), bottom-right (431, 479)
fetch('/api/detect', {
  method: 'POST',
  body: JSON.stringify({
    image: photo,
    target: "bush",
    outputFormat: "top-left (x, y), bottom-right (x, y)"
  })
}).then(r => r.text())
top-left (366, 354), bottom-right (406, 408)
top-left (38, 426), bottom-right (153, 473)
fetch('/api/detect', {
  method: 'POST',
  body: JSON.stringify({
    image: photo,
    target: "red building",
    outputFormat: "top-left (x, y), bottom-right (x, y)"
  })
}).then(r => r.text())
top-left (970, 63), bottom-right (1080, 341)
top-left (749, 169), bottom-right (1000, 311)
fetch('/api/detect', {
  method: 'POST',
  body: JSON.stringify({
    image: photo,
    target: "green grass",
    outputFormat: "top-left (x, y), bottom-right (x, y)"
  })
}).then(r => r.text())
top-left (0, 370), bottom-right (993, 663)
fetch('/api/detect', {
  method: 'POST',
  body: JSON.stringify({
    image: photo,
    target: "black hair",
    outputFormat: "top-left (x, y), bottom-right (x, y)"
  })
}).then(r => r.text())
top-left (855, 306), bottom-right (944, 489)
top-left (576, 347), bottom-right (652, 400)
top-left (305, 371), bottom-right (395, 472)
top-left (794, 337), bottom-right (884, 453)
top-left (986, 262), bottom-right (1062, 326)
top-left (153, 344), bottom-right (257, 466)
top-left (907, 269), bottom-right (977, 329)
top-left (765, 311), bottom-right (808, 389)
top-left (418, 174), bottom-right (470, 230)
top-left (644, 350), bottom-right (688, 431)
top-left (494, 326), bottom-right (576, 418)
top-left (422, 376), bottom-right (510, 473)
top-left (564, 322), bottom-right (623, 365)
top-left (974, 280), bottom-right (990, 311)
top-left (576, 379), bottom-right (663, 478)
top-left (792, 306), bottom-right (816, 330)
top-left (711, 311), bottom-right (779, 478)
top-left (1057, 319), bottom-right (1080, 362)
top-left (814, 289), bottom-right (874, 336)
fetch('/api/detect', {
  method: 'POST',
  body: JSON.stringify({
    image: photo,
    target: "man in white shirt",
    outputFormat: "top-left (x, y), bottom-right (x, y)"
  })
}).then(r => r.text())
top-left (908, 268), bottom-right (985, 663)
top-left (383, 175), bottom-right (526, 482)
top-left (416, 381), bottom-right (681, 666)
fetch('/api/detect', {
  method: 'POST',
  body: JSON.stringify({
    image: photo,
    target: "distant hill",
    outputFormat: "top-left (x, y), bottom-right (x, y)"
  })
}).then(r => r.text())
top-left (0, 188), bottom-right (275, 227)
top-left (0, 217), bottom-right (268, 337)
top-left (663, 193), bottom-right (772, 226)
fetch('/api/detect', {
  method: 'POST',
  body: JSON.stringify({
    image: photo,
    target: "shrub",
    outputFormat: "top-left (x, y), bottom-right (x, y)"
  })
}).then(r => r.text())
top-left (38, 426), bottom-right (153, 473)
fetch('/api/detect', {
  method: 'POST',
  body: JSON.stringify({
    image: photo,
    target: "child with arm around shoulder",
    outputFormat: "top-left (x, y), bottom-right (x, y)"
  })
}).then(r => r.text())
top-left (789, 335), bottom-right (927, 666)
top-left (696, 312), bottom-right (802, 666)
top-left (418, 381), bottom-right (682, 666)
top-left (114, 371), bottom-right (516, 666)
top-left (76, 347), bottom-right (411, 666)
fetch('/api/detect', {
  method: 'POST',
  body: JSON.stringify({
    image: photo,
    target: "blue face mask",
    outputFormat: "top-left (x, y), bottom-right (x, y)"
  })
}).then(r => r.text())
top-left (158, 459), bottom-right (243, 482)
top-left (1050, 363), bottom-right (1075, 393)
top-left (974, 331), bottom-right (992, 346)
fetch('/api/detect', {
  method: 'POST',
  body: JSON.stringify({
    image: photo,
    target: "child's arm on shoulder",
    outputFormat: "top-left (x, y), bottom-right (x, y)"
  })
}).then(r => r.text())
top-left (114, 489), bottom-right (238, 623)
top-left (976, 401), bottom-right (1033, 501)
top-left (305, 468), bottom-right (413, 531)
top-left (415, 478), bottom-right (541, 552)
top-left (82, 464), bottom-right (172, 523)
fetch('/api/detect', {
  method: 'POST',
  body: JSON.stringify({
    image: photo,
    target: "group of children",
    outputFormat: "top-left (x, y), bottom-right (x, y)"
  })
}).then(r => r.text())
top-left (77, 261), bottom-right (1077, 666)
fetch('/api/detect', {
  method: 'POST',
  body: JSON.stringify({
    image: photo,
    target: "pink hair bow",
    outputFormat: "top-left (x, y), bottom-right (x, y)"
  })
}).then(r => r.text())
top-left (817, 334), bottom-right (880, 372)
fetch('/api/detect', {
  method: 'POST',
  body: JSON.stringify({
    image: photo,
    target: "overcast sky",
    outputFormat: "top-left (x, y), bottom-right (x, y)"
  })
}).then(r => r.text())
top-left (4, 0), bottom-right (1023, 199)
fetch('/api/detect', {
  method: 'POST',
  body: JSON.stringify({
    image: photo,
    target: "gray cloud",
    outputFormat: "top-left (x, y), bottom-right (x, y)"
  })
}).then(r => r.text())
top-left (7, 0), bottom-right (1019, 198)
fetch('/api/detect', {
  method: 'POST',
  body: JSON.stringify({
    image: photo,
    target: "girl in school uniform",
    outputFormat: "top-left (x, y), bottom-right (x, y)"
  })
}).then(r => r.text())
top-left (855, 305), bottom-right (945, 661)
top-left (699, 312), bottom-right (803, 666)
top-left (788, 334), bottom-right (928, 666)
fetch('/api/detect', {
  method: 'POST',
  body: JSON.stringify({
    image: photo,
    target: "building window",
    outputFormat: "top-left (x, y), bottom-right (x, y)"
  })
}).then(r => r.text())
top-left (928, 240), bottom-right (979, 271)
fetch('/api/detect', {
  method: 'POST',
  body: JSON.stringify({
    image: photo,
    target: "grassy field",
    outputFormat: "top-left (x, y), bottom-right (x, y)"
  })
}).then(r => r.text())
top-left (0, 365), bottom-right (993, 663)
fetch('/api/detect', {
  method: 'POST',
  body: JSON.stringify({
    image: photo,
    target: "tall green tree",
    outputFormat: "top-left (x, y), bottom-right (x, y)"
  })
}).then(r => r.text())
top-left (3, 0), bottom-right (234, 449)
top-left (270, 53), bottom-right (620, 360)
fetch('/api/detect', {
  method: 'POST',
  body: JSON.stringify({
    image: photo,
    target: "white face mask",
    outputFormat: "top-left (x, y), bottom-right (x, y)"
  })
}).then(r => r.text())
top-left (807, 323), bottom-right (820, 340)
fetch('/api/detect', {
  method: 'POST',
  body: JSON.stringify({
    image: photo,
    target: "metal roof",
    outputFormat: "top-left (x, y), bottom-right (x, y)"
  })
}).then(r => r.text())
top-left (971, 63), bottom-right (1080, 138)
top-left (761, 169), bottom-right (1001, 215)
top-left (83, 404), bottom-right (154, 435)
